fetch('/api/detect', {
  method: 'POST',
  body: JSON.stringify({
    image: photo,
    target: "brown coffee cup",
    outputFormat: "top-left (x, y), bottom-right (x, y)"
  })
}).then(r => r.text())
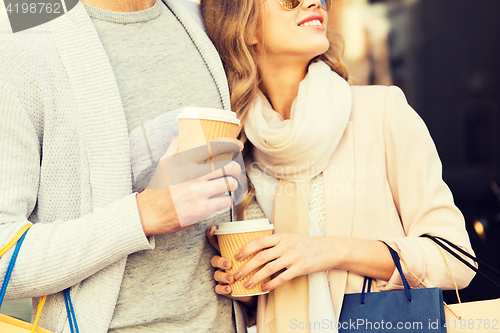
top-left (215, 219), bottom-right (274, 297)
top-left (177, 107), bottom-right (240, 159)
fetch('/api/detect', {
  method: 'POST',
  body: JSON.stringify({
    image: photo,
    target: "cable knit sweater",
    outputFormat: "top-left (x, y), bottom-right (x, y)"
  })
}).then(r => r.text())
top-left (0, 1), bottom-right (245, 332)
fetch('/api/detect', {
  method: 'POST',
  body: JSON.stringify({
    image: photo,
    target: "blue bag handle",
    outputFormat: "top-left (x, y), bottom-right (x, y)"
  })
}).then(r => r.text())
top-left (360, 243), bottom-right (412, 304)
top-left (360, 276), bottom-right (372, 304)
top-left (0, 228), bottom-right (79, 333)
top-left (0, 231), bottom-right (28, 306)
top-left (64, 288), bottom-right (80, 333)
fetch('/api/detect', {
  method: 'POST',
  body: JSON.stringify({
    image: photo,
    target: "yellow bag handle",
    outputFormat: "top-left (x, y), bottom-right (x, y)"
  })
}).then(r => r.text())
top-left (0, 225), bottom-right (32, 257)
top-left (0, 225), bottom-right (47, 333)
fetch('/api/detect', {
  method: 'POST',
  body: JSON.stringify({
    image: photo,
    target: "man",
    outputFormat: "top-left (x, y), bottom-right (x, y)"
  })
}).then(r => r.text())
top-left (0, 0), bottom-right (247, 331)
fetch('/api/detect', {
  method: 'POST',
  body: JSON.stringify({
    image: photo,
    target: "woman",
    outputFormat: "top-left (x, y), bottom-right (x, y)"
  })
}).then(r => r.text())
top-left (201, 0), bottom-right (475, 331)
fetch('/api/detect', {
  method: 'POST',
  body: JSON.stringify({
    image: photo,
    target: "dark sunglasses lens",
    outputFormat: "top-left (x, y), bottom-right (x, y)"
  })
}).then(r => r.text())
top-left (321, 0), bottom-right (331, 10)
top-left (279, 0), bottom-right (302, 10)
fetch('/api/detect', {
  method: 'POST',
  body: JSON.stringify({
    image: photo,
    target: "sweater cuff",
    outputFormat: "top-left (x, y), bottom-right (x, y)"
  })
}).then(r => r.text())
top-left (108, 193), bottom-right (155, 254)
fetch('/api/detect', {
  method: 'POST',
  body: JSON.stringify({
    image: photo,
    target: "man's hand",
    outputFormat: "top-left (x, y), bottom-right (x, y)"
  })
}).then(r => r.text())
top-left (136, 138), bottom-right (243, 236)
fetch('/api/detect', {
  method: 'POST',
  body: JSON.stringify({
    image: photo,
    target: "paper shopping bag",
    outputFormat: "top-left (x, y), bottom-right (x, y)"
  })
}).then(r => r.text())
top-left (339, 244), bottom-right (446, 332)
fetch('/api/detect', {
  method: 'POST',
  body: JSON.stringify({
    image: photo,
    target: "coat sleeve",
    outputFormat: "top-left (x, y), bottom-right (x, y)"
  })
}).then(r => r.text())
top-left (0, 80), bottom-right (153, 299)
top-left (378, 85), bottom-right (476, 291)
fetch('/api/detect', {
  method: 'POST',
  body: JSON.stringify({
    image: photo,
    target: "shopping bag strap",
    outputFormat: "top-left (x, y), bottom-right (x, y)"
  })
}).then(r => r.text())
top-left (0, 224), bottom-right (31, 257)
top-left (0, 226), bottom-right (81, 333)
top-left (421, 234), bottom-right (500, 290)
top-left (64, 289), bottom-right (79, 333)
top-left (0, 227), bottom-right (29, 305)
top-left (384, 243), bottom-right (412, 301)
top-left (360, 277), bottom-right (373, 304)
top-left (360, 243), bottom-right (412, 303)
top-left (0, 225), bottom-right (47, 333)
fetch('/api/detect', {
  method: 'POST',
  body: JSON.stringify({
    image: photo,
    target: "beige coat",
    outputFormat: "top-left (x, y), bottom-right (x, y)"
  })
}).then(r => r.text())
top-left (256, 85), bottom-right (475, 330)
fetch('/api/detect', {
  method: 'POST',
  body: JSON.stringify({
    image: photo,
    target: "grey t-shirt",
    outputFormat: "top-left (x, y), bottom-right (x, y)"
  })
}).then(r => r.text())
top-left (84, 1), bottom-right (235, 332)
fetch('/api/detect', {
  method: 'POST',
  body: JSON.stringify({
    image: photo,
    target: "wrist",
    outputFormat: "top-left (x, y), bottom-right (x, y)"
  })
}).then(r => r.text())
top-left (136, 189), bottom-right (179, 236)
top-left (326, 236), bottom-right (351, 271)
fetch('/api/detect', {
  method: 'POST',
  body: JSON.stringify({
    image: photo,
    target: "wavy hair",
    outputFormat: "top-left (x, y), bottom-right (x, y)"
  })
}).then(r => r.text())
top-left (201, 0), bottom-right (349, 218)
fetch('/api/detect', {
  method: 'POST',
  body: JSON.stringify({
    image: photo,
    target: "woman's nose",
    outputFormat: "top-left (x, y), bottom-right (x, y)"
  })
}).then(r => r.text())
top-left (302, 0), bottom-right (322, 10)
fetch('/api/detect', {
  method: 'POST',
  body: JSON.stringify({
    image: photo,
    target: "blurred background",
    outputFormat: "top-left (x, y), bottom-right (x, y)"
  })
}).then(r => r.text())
top-left (329, 0), bottom-right (500, 303)
top-left (1, 0), bottom-right (499, 326)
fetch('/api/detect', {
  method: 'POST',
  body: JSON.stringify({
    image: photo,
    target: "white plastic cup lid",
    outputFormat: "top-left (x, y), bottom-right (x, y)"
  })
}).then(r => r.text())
top-left (214, 219), bottom-right (274, 235)
top-left (177, 107), bottom-right (240, 125)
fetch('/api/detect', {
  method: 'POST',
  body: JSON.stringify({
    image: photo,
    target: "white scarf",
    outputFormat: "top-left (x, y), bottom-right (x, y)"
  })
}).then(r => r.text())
top-left (245, 61), bottom-right (352, 333)
top-left (244, 61), bottom-right (351, 182)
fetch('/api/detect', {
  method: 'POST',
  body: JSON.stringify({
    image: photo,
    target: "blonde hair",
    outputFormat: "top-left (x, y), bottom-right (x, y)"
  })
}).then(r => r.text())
top-left (201, 0), bottom-right (349, 218)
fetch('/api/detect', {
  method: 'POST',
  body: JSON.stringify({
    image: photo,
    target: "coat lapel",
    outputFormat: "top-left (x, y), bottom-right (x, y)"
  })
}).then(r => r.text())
top-left (323, 121), bottom-right (355, 321)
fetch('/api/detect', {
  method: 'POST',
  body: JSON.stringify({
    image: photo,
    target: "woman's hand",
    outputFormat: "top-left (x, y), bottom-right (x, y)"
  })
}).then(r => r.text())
top-left (232, 234), bottom-right (396, 292)
top-left (232, 233), bottom-right (337, 292)
top-left (206, 226), bottom-right (255, 303)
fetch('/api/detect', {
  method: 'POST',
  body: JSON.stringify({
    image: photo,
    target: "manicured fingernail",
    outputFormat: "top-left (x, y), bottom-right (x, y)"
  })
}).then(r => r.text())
top-left (234, 271), bottom-right (243, 281)
top-left (226, 275), bottom-right (234, 283)
top-left (225, 286), bottom-right (231, 293)
top-left (207, 226), bottom-right (215, 235)
top-left (223, 261), bottom-right (231, 269)
top-left (244, 280), bottom-right (253, 289)
top-left (235, 252), bottom-right (243, 261)
top-left (261, 284), bottom-right (268, 292)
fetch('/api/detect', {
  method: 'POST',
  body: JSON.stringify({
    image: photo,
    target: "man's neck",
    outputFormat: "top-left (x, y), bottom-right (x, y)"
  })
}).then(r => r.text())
top-left (80, 0), bottom-right (156, 12)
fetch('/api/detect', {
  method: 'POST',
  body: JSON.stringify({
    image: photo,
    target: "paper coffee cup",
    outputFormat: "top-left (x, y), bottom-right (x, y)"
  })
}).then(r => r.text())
top-left (177, 107), bottom-right (240, 154)
top-left (215, 219), bottom-right (274, 297)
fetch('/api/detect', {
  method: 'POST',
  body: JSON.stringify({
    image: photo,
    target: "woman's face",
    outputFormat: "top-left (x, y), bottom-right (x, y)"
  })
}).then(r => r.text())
top-left (254, 0), bottom-right (329, 65)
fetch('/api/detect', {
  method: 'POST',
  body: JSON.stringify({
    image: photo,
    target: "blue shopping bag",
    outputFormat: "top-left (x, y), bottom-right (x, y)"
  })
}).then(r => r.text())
top-left (338, 244), bottom-right (446, 332)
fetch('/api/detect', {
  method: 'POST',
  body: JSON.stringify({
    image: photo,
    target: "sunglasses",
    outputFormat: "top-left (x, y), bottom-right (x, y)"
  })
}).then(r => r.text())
top-left (276, 0), bottom-right (331, 11)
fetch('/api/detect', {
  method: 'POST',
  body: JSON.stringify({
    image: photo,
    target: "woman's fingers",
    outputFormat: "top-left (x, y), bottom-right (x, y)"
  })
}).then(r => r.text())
top-left (214, 270), bottom-right (234, 284)
top-left (263, 266), bottom-right (298, 291)
top-left (235, 234), bottom-right (280, 261)
top-left (242, 256), bottom-right (290, 290)
top-left (210, 254), bottom-right (233, 270)
top-left (206, 226), bottom-right (220, 251)
top-left (211, 253), bottom-right (235, 291)
top-left (215, 284), bottom-right (233, 295)
top-left (214, 282), bottom-right (255, 303)
top-left (234, 244), bottom-right (285, 283)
